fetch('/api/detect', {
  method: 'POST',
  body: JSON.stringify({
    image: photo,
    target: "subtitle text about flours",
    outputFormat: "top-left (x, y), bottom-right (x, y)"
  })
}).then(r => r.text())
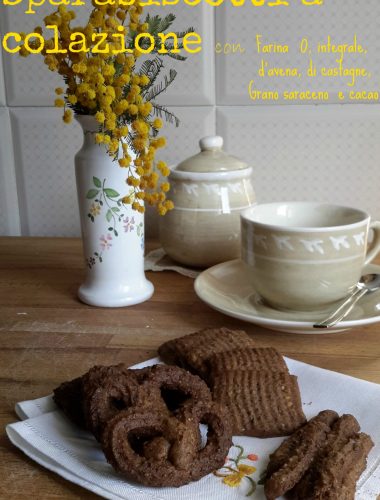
top-left (216, 34), bottom-right (378, 102)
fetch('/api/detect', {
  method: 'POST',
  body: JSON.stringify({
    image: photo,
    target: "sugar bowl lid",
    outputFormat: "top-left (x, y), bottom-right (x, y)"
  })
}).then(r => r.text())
top-left (176, 136), bottom-right (247, 173)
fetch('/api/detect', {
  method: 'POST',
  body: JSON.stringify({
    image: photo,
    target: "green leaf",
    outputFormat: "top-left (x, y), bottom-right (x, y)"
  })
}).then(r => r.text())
top-left (138, 57), bottom-right (164, 89)
top-left (106, 209), bottom-right (113, 222)
top-left (86, 189), bottom-right (99, 199)
top-left (144, 69), bottom-right (177, 102)
top-left (174, 28), bottom-right (195, 39)
top-left (112, 207), bottom-right (120, 213)
top-left (165, 52), bottom-right (187, 62)
top-left (104, 188), bottom-right (120, 198)
top-left (93, 176), bottom-right (101, 188)
top-left (152, 103), bottom-right (180, 127)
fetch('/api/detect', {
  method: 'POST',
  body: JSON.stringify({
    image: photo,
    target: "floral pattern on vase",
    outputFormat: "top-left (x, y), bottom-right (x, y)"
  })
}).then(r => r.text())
top-left (86, 176), bottom-right (131, 237)
top-left (84, 177), bottom-right (142, 269)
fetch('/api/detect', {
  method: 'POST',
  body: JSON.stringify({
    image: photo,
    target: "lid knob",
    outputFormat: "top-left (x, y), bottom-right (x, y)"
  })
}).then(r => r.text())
top-left (199, 136), bottom-right (224, 152)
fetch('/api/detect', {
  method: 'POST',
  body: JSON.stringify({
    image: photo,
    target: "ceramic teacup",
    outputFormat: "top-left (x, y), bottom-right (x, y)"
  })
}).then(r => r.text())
top-left (241, 202), bottom-right (380, 311)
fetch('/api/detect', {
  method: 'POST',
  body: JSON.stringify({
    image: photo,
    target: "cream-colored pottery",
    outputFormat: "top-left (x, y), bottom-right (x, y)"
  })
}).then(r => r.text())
top-left (241, 202), bottom-right (380, 311)
top-left (159, 136), bottom-right (256, 267)
top-left (194, 259), bottom-right (380, 334)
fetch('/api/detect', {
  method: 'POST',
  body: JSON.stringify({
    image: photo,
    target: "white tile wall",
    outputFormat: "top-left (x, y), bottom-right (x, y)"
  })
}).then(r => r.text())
top-left (0, 3), bottom-right (379, 236)
top-left (216, 0), bottom-right (380, 104)
top-left (1, 7), bottom-right (66, 107)
top-left (0, 50), bottom-right (6, 107)
top-left (145, 4), bottom-right (215, 106)
top-left (0, 108), bottom-right (20, 235)
top-left (217, 105), bottom-right (380, 218)
top-left (10, 108), bottom-right (82, 236)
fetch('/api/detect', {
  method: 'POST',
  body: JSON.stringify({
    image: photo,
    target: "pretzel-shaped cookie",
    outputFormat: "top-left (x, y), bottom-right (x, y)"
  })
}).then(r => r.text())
top-left (102, 400), bottom-right (232, 487)
top-left (54, 363), bottom-right (232, 487)
top-left (82, 365), bottom-right (142, 440)
top-left (177, 400), bottom-right (233, 482)
top-left (139, 364), bottom-right (212, 412)
top-left (84, 364), bottom-right (212, 440)
top-left (102, 409), bottom-right (199, 486)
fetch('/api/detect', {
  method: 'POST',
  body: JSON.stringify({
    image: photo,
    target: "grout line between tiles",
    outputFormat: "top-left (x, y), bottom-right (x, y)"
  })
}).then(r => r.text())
top-left (0, 108), bottom-right (22, 235)
top-left (8, 109), bottom-right (30, 236)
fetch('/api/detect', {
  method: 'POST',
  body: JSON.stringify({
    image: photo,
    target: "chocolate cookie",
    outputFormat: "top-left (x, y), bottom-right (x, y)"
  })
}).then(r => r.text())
top-left (291, 415), bottom-right (373, 500)
top-left (265, 411), bottom-right (374, 500)
top-left (158, 327), bottom-right (255, 378)
top-left (102, 400), bottom-right (232, 487)
top-left (139, 364), bottom-right (211, 412)
top-left (176, 400), bottom-right (233, 482)
top-left (101, 409), bottom-right (200, 487)
top-left (54, 364), bottom-right (154, 438)
top-left (212, 369), bottom-right (306, 437)
top-left (266, 410), bottom-right (338, 478)
top-left (290, 413), bottom-right (359, 498)
top-left (81, 364), bottom-right (142, 440)
top-left (207, 347), bottom-right (288, 376)
top-left (264, 410), bottom-right (338, 499)
top-left (54, 362), bottom-right (233, 488)
top-left (53, 376), bottom-right (86, 428)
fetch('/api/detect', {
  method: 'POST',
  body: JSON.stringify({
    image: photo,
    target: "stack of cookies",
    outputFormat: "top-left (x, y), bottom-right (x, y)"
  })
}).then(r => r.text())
top-left (159, 327), bottom-right (306, 437)
top-left (54, 363), bottom-right (233, 487)
top-left (159, 328), bottom-right (374, 497)
top-left (264, 410), bottom-right (374, 499)
top-left (52, 327), bottom-right (373, 496)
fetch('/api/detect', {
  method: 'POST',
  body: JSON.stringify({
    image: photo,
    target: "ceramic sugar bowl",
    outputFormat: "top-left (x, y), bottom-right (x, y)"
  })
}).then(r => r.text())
top-left (159, 136), bottom-right (256, 267)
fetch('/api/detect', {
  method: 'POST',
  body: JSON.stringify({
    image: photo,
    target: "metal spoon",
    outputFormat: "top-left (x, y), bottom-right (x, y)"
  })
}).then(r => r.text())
top-left (313, 274), bottom-right (380, 328)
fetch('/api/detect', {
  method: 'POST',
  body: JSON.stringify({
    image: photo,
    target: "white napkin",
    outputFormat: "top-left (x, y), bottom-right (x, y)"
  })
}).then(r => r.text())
top-left (6, 357), bottom-right (380, 500)
top-left (144, 248), bottom-right (200, 278)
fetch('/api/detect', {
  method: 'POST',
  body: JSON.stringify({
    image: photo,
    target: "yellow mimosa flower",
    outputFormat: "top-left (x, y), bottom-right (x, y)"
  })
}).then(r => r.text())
top-left (63, 109), bottom-right (73, 123)
top-left (153, 118), bottom-right (163, 129)
top-left (67, 95), bottom-right (77, 105)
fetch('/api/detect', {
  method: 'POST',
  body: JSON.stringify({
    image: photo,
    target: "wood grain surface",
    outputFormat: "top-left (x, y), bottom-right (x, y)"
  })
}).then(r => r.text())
top-left (1, 237), bottom-right (380, 499)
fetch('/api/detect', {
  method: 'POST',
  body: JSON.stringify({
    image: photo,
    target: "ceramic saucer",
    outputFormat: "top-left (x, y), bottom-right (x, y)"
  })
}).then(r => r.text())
top-left (194, 259), bottom-right (380, 334)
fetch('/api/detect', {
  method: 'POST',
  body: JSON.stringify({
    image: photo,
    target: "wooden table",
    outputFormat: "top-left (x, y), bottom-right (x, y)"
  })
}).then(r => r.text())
top-left (1, 237), bottom-right (380, 499)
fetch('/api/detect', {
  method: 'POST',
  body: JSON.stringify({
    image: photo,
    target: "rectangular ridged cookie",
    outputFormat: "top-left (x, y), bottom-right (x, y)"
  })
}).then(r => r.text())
top-left (212, 370), bottom-right (306, 437)
top-left (158, 327), bottom-right (255, 378)
top-left (207, 347), bottom-right (288, 385)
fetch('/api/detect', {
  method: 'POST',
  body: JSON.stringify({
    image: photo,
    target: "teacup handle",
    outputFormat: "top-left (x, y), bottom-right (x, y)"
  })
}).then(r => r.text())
top-left (365, 221), bottom-right (380, 265)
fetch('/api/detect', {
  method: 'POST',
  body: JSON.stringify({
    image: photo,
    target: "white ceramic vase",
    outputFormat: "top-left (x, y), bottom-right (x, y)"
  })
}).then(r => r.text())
top-left (75, 115), bottom-right (154, 307)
